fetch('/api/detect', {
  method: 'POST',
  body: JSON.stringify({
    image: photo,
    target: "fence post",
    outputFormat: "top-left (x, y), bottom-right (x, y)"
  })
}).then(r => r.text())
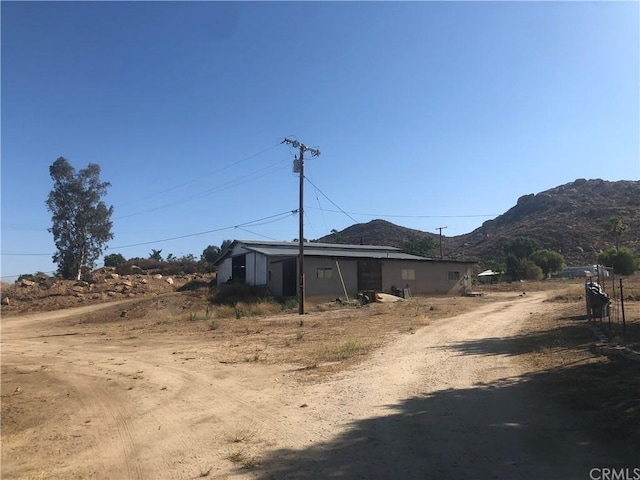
top-left (620, 278), bottom-right (626, 340)
top-left (585, 282), bottom-right (592, 321)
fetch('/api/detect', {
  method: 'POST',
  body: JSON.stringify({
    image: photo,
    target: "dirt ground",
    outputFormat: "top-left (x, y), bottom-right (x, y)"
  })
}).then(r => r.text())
top-left (2, 280), bottom-right (639, 479)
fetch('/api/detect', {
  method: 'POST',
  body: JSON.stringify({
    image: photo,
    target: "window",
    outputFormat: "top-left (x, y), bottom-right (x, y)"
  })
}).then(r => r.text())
top-left (448, 271), bottom-right (460, 281)
top-left (317, 267), bottom-right (333, 279)
top-left (401, 269), bottom-right (415, 280)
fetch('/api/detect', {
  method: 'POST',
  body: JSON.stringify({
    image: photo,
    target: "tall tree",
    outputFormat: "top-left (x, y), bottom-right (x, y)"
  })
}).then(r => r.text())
top-left (149, 249), bottom-right (163, 261)
top-left (46, 157), bottom-right (114, 280)
top-left (530, 249), bottom-right (565, 278)
top-left (201, 245), bottom-right (221, 264)
top-left (401, 234), bottom-right (437, 258)
top-left (503, 236), bottom-right (539, 259)
top-left (608, 217), bottom-right (627, 249)
top-left (598, 247), bottom-right (639, 275)
top-left (220, 239), bottom-right (233, 252)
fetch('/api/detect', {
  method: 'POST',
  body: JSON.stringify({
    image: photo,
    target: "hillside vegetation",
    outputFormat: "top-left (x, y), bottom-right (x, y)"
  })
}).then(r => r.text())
top-left (317, 179), bottom-right (640, 266)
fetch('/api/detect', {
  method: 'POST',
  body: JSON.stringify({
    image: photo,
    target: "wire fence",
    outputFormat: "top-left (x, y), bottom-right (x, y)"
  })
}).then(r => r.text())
top-left (593, 275), bottom-right (640, 353)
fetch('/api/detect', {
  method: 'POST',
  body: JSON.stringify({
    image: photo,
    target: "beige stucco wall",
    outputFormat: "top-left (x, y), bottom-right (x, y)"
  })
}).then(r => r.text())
top-left (288, 257), bottom-right (473, 297)
top-left (220, 248), bottom-right (473, 297)
top-left (303, 257), bottom-right (359, 298)
top-left (381, 261), bottom-right (473, 295)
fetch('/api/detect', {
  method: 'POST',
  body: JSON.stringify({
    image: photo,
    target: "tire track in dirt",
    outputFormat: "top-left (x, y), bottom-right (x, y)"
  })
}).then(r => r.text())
top-left (251, 292), bottom-right (623, 480)
top-left (9, 291), bottom-right (613, 480)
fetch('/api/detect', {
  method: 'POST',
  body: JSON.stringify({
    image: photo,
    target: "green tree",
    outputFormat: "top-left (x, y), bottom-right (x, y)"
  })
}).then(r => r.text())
top-left (46, 157), bottom-right (114, 280)
top-left (201, 241), bottom-right (233, 272)
top-left (598, 247), bottom-right (639, 275)
top-left (201, 245), bottom-right (221, 264)
top-left (104, 253), bottom-right (126, 268)
top-left (504, 236), bottom-right (539, 259)
top-left (149, 249), bottom-right (163, 261)
top-left (329, 228), bottom-right (346, 244)
top-left (486, 261), bottom-right (506, 274)
top-left (530, 249), bottom-right (565, 278)
top-left (401, 234), bottom-right (437, 258)
top-left (506, 255), bottom-right (543, 281)
top-left (608, 217), bottom-right (627, 249)
top-left (524, 261), bottom-right (544, 281)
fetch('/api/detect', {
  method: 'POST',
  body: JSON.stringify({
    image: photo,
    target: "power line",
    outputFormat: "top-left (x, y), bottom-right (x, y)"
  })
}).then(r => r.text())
top-left (309, 174), bottom-right (329, 235)
top-left (3, 209), bottom-right (298, 257)
top-left (1, 252), bottom-right (53, 256)
top-left (114, 159), bottom-right (291, 220)
top-left (1, 269), bottom-right (57, 280)
top-left (109, 209), bottom-right (297, 250)
top-left (234, 227), bottom-right (279, 241)
top-left (304, 205), bottom-right (499, 219)
top-left (0, 210), bottom-right (297, 279)
top-left (115, 142), bottom-right (282, 209)
top-left (303, 177), bottom-right (359, 224)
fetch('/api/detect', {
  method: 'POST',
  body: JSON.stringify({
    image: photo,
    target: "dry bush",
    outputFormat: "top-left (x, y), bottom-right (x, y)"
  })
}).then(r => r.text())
top-left (311, 338), bottom-right (379, 363)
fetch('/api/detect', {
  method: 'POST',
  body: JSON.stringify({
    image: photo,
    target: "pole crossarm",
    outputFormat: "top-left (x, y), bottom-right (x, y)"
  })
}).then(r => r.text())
top-left (283, 138), bottom-right (320, 158)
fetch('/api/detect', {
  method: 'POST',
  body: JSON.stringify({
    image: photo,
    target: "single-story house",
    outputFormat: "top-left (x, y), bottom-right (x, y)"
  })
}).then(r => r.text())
top-left (214, 240), bottom-right (476, 298)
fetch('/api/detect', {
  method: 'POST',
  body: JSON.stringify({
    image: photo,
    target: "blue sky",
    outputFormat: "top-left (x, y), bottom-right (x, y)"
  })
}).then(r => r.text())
top-left (2, 1), bottom-right (639, 280)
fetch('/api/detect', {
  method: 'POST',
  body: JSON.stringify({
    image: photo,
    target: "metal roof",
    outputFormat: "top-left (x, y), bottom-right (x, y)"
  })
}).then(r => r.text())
top-left (220, 240), bottom-right (429, 262)
top-left (214, 240), bottom-right (476, 265)
top-left (244, 244), bottom-right (427, 261)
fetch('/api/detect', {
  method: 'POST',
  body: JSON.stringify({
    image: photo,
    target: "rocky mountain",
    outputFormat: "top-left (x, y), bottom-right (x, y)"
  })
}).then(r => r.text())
top-left (319, 219), bottom-right (439, 248)
top-left (316, 179), bottom-right (640, 266)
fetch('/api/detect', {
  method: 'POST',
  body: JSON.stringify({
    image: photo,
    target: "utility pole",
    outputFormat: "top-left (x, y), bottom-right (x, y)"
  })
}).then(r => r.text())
top-left (283, 138), bottom-right (320, 315)
top-left (437, 226), bottom-right (447, 260)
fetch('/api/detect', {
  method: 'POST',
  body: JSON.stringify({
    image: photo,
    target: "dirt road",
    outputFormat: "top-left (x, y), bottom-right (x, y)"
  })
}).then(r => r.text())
top-left (1, 292), bottom-right (630, 479)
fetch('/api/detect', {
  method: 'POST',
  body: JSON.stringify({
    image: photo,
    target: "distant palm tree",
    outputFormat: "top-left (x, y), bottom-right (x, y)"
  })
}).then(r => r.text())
top-left (608, 217), bottom-right (627, 249)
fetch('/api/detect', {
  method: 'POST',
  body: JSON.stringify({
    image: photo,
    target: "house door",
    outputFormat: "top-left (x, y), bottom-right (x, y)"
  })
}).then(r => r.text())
top-left (282, 259), bottom-right (297, 297)
top-left (358, 260), bottom-right (382, 291)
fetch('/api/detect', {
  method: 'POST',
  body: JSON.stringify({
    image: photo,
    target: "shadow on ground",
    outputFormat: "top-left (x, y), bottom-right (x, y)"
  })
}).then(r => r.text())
top-left (245, 326), bottom-right (639, 480)
top-left (443, 322), bottom-right (594, 357)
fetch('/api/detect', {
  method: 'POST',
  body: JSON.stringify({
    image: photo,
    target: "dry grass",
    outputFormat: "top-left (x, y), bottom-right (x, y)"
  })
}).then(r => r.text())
top-left (226, 448), bottom-right (261, 469)
top-left (59, 289), bottom-right (507, 381)
top-left (311, 337), bottom-right (379, 363)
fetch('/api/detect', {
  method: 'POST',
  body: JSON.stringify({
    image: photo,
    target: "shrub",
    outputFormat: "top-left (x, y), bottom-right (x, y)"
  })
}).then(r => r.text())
top-left (506, 256), bottom-right (544, 281)
top-left (530, 249), bottom-right (564, 278)
top-left (210, 283), bottom-right (274, 306)
top-left (598, 247), bottom-right (639, 275)
top-left (17, 272), bottom-right (53, 286)
top-left (104, 253), bottom-right (126, 268)
top-left (524, 262), bottom-right (544, 281)
top-left (116, 258), bottom-right (199, 276)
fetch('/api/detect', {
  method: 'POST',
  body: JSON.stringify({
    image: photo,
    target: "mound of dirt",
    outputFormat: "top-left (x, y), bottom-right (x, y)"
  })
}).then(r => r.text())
top-left (0, 269), bottom-right (216, 315)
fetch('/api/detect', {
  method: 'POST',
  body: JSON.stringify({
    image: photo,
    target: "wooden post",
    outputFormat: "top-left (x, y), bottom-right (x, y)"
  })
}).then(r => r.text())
top-left (620, 278), bottom-right (627, 340)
